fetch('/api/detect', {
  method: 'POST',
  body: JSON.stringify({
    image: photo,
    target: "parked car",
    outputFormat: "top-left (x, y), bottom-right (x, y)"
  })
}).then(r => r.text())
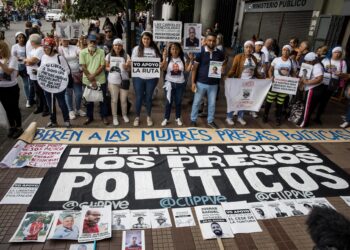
top-left (45, 9), bottom-right (62, 22)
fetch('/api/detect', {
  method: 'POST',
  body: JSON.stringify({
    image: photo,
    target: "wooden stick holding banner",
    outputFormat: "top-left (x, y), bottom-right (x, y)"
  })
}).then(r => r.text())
top-left (217, 238), bottom-right (225, 250)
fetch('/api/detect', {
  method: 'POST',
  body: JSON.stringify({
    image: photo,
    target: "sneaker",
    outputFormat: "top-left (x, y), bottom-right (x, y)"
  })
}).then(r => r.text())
top-left (161, 119), bottom-right (168, 126)
top-left (12, 128), bottom-right (24, 139)
top-left (113, 117), bottom-right (119, 126)
top-left (191, 121), bottom-right (197, 127)
top-left (123, 115), bottom-right (130, 123)
top-left (69, 111), bottom-right (76, 120)
top-left (25, 100), bottom-right (31, 108)
top-left (47, 122), bottom-right (57, 128)
top-left (233, 111), bottom-right (238, 116)
top-left (133, 117), bottom-right (140, 127)
top-left (175, 118), bottom-right (183, 126)
top-left (147, 116), bottom-right (153, 126)
top-left (250, 111), bottom-right (258, 118)
top-left (208, 121), bottom-right (219, 129)
top-left (226, 118), bottom-right (234, 125)
top-left (64, 121), bottom-right (71, 128)
top-left (76, 109), bottom-right (87, 117)
top-left (341, 115), bottom-right (346, 122)
top-left (340, 122), bottom-right (349, 128)
top-left (237, 117), bottom-right (247, 126)
top-left (103, 117), bottom-right (109, 125)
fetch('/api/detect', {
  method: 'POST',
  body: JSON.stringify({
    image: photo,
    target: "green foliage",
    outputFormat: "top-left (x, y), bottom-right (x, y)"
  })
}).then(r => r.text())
top-left (14, 0), bottom-right (36, 11)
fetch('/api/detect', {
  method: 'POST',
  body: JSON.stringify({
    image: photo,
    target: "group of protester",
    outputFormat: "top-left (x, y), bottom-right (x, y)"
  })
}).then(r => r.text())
top-left (0, 17), bottom-right (349, 139)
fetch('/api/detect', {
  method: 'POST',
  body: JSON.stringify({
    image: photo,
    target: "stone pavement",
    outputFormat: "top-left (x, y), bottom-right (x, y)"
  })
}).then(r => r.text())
top-left (1, 52), bottom-right (350, 250)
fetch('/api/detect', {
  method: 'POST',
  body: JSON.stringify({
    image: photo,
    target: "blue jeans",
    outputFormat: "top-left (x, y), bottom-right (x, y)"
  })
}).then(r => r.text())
top-left (164, 82), bottom-right (186, 120)
top-left (133, 77), bottom-right (158, 116)
top-left (19, 69), bottom-right (33, 103)
top-left (227, 111), bottom-right (244, 119)
top-left (86, 83), bottom-right (108, 120)
top-left (44, 90), bottom-right (69, 123)
top-left (190, 82), bottom-right (218, 123)
top-left (65, 84), bottom-right (83, 111)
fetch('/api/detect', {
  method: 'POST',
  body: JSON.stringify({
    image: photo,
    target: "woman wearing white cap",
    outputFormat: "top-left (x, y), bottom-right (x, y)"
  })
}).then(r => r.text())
top-left (11, 32), bottom-right (33, 108)
top-left (106, 38), bottom-right (131, 126)
top-left (299, 52), bottom-right (324, 128)
top-left (316, 46), bottom-right (347, 124)
top-left (58, 37), bottom-right (86, 120)
top-left (263, 44), bottom-right (296, 126)
top-left (226, 40), bottom-right (261, 126)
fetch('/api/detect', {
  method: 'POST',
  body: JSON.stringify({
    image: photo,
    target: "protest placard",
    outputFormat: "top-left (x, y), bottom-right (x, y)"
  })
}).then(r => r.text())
top-left (271, 76), bottom-right (299, 95)
top-left (48, 211), bottom-right (81, 240)
top-left (266, 201), bottom-right (293, 218)
top-left (184, 23), bottom-right (202, 53)
top-left (132, 57), bottom-right (160, 78)
top-left (225, 78), bottom-right (272, 112)
top-left (70, 23), bottom-right (83, 39)
top-left (10, 212), bottom-right (55, 242)
top-left (150, 208), bottom-right (172, 228)
top-left (194, 205), bottom-right (234, 240)
top-left (221, 202), bottom-right (262, 234)
top-left (208, 61), bottom-right (223, 78)
top-left (172, 207), bottom-right (196, 227)
top-left (122, 230), bottom-right (145, 250)
top-left (37, 63), bottom-right (69, 93)
top-left (0, 140), bottom-right (27, 167)
top-left (299, 63), bottom-right (313, 79)
top-left (340, 196), bottom-right (350, 206)
top-left (78, 205), bottom-right (112, 242)
top-left (249, 202), bottom-right (275, 220)
top-left (130, 210), bottom-right (151, 229)
top-left (69, 243), bottom-right (94, 250)
top-left (280, 200), bottom-right (306, 216)
top-left (12, 144), bottom-right (67, 168)
top-left (153, 20), bottom-right (182, 42)
top-left (56, 22), bottom-right (70, 39)
top-left (112, 210), bottom-right (132, 230)
top-left (0, 178), bottom-right (42, 204)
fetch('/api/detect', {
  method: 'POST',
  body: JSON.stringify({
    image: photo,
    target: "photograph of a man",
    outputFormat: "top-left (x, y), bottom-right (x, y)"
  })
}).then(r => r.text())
top-left (113, 216), bottom-right (125, 230)
top-left (275, 207), bottom-right (288, 218)
top-left (185, 27), bottom-right (199, 47)
top-left (210, 222), bottom-right (230, 238)
top-left (132, 216), bottom-right (149, 229)
top-left (126, 236), bottom-right (142, 249)
top-left (83, 210), bottom-right (101, 234)
top-left (211, 66), bottom-right (219, 75)
top-left (155, 215), bottom-right (171, 228)
top-left (23, 215), bottom-right (45, 240)
top-left (52, 214), bottom-right (79, 239)
top-left (290, 205), bottom-right (304, 216)
top-left (254, 207), bottom-right (266, 219)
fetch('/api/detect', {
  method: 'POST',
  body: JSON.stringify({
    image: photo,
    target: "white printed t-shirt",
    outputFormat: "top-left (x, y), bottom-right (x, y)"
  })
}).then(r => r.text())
top-left (0, 56), bottom-right (19, 88)
top-left (165, 57), bottom-right (186, 83)
top-left (271, 57), bottom-right (295, 77)
top-left (304, 63), bottom-right (323, 91)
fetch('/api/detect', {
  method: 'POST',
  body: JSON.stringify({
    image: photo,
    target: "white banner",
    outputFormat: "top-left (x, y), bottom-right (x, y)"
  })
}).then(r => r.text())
top-left (131, 57), bottom-right (160, 78)
top-left (0, 178), bottom-right (42, 204)
top-left (225, 78), bottom-right (272, 112)
top-left (183, 23), bottom-right (202, 53)
top-left (271, 76), bottom-right (299, 95)
top-left (153, 21), bottom-right (182, 42)
top-left (37, 63), bottom-right (69, 93)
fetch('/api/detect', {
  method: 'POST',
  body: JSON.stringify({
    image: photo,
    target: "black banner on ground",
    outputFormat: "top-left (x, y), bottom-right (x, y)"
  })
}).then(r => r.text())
top-left (28, 144), bottom-right (350, 211)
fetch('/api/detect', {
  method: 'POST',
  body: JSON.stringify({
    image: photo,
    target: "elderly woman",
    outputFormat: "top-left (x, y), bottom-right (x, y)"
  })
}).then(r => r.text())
top-left (41, 37), bottom-right (71, 128)
top-left (226, 40), bottom-right (261, 126)
top-left (0, 41), bottom-right (23, 138)
top-left (263, 44), bottom-right (296, 126)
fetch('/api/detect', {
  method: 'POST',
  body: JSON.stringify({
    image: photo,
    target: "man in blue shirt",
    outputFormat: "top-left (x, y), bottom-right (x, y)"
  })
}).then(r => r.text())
top-left (190, 32), bottom-right (226, 129)
top-left (52, 214), bottom-right (79, 240)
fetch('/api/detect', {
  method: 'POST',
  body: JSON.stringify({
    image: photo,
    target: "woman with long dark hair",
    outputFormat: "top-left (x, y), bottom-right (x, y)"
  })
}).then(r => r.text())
top-left (0, 40), bottom-right (23, 138)
top-left (131, 31), bottom-right (161, 127)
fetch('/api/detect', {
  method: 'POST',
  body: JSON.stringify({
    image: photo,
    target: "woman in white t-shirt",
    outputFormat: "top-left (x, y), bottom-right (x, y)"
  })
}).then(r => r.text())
top-left (58, 38), bottom-right (86, 120)
top-left (160, 42), bottom-right (192, 126)
top-left (0, 41), bottom-right (23, 138)
top-left (41, 37), bottom-right (71, 128)
top-left (11, 32), bottom-right (33, 108)
top-left (264, 45), bottom-right (296, 126)
top-left (316, 46), bottom-right (348, 123)
top-left (299, 52), bottom-right (324, 128)
top-left (105, 38), bottom-right (131, 126)
top-left (131, 31), bottom-right (162, 127)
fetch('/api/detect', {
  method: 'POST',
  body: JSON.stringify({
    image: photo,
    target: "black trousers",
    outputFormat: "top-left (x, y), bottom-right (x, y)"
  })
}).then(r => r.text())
top-left (316, 87), bottom-right (333, 120)
top-left (0, 84), bottom-right (22, 128)
top-left (300, 84), bottom-right (325, 127)
top-left (32, 79), bottom-right (48, 112)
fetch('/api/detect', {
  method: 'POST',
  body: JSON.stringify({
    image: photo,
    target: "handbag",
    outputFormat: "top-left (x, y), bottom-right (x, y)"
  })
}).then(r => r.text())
top-left (83, 84), bottom-right (104, 102)
top-left (72, 71), bottom-right (83, 84)
top-left (121, 79), bottom-right (130, 90)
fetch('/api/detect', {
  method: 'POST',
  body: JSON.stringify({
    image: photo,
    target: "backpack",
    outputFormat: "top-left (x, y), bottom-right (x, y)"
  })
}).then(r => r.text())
top-left (288, 100), bottom-right (304, 124)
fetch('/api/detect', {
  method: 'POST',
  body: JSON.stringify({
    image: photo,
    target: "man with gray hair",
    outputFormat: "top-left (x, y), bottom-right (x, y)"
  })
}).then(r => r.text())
top-left (24, 34), bottom-right (48, 116)
top-left (261, 38), bottom-right (275, 68)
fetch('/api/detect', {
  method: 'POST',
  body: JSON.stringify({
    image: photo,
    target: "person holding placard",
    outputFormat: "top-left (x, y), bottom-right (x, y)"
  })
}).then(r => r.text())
top-left (263, 45), bottom-right (296, 126)
top-left (131, 31), bottom-right (162, 127)
top-left (0, 40), bottom-right (23, 139)
top-left (298, 52), bottom-right (324, 128)
top-left (226, 40), bottom-right (261, 126)
top-left (80, 34), bottom-right (108, 125)
top-left (105, 38), bottom-right (131, 126)
top-left (161, 42), bottom-right (192, 126)
top-left (59, 37), bottom-right (86, 120)
top-left (41, 37), bottom-right (71, 128)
